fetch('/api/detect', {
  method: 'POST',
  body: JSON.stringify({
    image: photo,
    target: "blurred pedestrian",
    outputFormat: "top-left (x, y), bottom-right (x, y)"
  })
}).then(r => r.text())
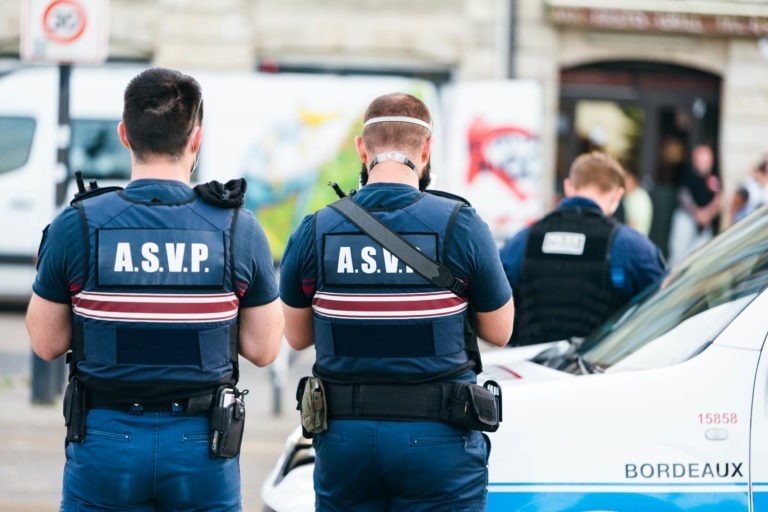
top-left (621, 166), bottom-right (653, 236)
top-left (499, 151), bottom-right (666, 347)
top-left (731, 158), bottom-right (768, 223)
top-left (730, 186), bottom-right (750, 224)
top-left (280, 92), bottom-right (514, 511)
top-left (26, 67), bottom-right (284, 511)
top-left (667, 144), bottom-right (722, 265)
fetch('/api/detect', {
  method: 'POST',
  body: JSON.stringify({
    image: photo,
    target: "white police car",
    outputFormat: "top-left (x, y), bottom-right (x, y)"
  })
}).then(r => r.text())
top-left (261, 206), bottom-right (768, 512)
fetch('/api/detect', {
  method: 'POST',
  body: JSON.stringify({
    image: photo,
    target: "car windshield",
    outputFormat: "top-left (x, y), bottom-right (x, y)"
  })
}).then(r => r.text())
top-left (578, 206), bottom-right (768, 372)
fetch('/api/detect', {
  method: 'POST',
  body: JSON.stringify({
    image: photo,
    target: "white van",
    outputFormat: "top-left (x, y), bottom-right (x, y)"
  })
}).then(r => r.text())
top-left (0, 65), bottom-right (442, 303)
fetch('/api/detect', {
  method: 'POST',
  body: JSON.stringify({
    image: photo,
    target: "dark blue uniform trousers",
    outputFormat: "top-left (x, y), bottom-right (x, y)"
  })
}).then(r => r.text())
top-left (314, 419), bottom-right (489, 511)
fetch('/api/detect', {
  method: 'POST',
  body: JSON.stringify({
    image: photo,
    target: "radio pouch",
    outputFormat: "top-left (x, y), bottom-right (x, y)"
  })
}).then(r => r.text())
top-left (445, 382), bottom-right (501, 432)
top-left (63, 377), bottom-right (86, 443)
top-left (209, 385), bottom-right (246, 458)
top-left (297, 376), bottom-right (328, 438)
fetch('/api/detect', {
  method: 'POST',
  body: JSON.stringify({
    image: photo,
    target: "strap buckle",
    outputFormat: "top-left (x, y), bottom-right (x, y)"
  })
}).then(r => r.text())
top-left (449, 278), bottom-right (466, 296)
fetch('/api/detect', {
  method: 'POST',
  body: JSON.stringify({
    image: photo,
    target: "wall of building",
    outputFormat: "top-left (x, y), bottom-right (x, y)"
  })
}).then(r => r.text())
top-left (720, 38), bottom-right (768, 214)
top-left (514, 0), bottom-right (560, 207)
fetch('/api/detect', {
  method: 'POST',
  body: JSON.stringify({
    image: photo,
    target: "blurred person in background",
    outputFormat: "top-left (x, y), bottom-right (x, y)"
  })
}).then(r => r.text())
top-left (621, 166), bottom-right (653, 236)
top-left (667, 143), bottom-right (722, 265)
top-left (731, 158), bottom-right (768, 223)
top-left (280, 92), bottom-right (514, 511)
top-left (500, 151), bottom-right (666, 347)
top-left (26, 67), bottom-right (284, 511)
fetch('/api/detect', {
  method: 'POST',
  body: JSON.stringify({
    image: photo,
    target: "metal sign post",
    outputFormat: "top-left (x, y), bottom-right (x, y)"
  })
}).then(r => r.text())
top-left (54, 63), bottom-right (71, 206)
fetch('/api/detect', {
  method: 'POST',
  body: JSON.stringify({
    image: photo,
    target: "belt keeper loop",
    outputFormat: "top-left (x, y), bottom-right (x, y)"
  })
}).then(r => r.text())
top-left (171, 400), bottom-right (183, 416)
top-left (130, 403), bottom-right (143, 415)
top-left (352, 384), bottom-right (361, 414)
top-left (431, 384), bottom-right (443, 414)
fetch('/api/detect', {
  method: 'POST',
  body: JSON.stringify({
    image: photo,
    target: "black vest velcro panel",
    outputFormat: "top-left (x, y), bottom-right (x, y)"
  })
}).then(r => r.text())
top-left (512, 207), bottom-right (621, 346)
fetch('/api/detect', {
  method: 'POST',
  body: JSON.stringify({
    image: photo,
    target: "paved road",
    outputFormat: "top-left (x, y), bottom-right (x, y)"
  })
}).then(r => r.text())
top-left (0, 309), bottom-right (310, 512)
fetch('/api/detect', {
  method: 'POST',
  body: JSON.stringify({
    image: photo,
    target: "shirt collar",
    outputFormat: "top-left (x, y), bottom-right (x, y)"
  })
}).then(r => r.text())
top-left (124, 179), bottom-right (196, 203)
top-left (354, 182), bottom-right (420, 209)
top-left (559, 196), bottom-right (603, 213)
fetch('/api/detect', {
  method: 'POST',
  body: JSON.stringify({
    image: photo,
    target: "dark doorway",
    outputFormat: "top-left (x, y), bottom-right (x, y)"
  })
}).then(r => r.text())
top-left (557, 61), bottom-right (721, 257)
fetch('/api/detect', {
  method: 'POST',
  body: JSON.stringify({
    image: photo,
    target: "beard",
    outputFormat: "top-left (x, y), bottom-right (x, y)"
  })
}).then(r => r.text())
top-left (419, 159), bottom-right (432, 190)
top-left (359, 158), bottom-right (432, 191)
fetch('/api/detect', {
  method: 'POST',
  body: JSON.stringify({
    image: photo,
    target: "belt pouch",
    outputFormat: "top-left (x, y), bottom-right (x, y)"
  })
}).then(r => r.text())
top-left (63, 377), bottom-right (86, 443)
top-left (445, 382), bottom-right (500, 432)
top-left (209, 385), bottom-right (246, 458)
top-left (297, 376), bottom-right (327, 437)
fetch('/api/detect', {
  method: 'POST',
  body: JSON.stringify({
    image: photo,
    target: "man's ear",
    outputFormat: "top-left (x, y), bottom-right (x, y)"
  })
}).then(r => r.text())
top-left (613, 186), bottom-right (625, 206)
top-left (190, 125), bottom-right (203, 153)
top-left (563, 178), bottom-right (575, 197)
top-left (354, 136), bottom-right (368, 164)
top-left (420, 137), bottom-right (432, 165)
top-left (117, 122), bottom-right (131, 150)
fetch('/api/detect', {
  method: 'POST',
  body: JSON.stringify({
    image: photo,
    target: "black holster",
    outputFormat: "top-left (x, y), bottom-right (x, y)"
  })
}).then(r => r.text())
top-left (209, 385), bottom-right (246, 458)
top-left (63, 377), bottom-right (87, 443)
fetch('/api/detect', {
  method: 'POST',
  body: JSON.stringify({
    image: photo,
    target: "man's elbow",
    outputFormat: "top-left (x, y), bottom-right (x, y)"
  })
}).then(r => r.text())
top-left (479, 323), bottom-right (514, 347)
top-left (240, 332), bottom-right (282, 367)
top-left (284, 330), bottom-right (314, 351)
top-left (30, 341), bottom-right (62, 362)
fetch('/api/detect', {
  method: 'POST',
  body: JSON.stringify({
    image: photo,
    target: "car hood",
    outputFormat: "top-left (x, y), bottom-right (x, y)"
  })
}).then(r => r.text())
top-left (479, 341), bottom-right (574, 384)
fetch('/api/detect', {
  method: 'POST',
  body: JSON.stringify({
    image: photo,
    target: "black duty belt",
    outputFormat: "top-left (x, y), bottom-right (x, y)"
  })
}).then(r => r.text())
top-left (89, 393), bottom-right (215, 415)
top-left (324, 382), bottom-right (452, 422)
top-left (312, 380), bottom-right (501, 432)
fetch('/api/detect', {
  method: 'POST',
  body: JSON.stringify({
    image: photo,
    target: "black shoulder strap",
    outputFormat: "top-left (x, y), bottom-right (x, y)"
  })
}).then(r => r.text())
top-left (228, 207), bottom-right (241, 383)
top-left (328, 196), bottom-right (466, 295)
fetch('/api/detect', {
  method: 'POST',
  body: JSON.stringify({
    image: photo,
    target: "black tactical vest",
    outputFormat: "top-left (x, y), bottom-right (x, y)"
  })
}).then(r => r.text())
top-left (511, 207), bottom-right (624, 346)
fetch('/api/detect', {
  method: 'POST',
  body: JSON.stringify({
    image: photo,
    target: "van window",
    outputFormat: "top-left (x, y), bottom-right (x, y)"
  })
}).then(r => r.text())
top-left (0, 117), bottom-right (35, 174)
top-left (70, 119), bottom-right (131, 180)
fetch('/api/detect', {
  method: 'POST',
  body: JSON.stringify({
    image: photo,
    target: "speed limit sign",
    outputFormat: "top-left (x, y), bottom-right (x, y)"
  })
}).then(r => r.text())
top-left (21, 0), bottom-right (109, 64)
top-left (43, 0), bottom-right (88, 44)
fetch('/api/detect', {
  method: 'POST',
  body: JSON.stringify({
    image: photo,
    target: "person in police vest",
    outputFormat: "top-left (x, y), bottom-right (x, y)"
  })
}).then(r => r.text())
top-left (26, 67), bottom-right (284, 511)
top-left (499, 151), bottom-right (666, 347)
top-left (279, 92), bottom-right (515, 511)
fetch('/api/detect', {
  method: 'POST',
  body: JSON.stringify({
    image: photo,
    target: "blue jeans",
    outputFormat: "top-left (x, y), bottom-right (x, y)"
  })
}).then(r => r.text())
top-left (60, 409), bottom-right (241, 512)
top-left (313, 419), bottom-right (489, 512)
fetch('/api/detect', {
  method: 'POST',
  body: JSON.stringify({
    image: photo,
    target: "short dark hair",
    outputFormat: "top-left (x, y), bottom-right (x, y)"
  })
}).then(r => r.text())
top-left (569, 151), bottom-right (626, 192)
top-left (362, 93), bottom-right (431, 154)
top-left (122, 68), bottom-right (203, 161)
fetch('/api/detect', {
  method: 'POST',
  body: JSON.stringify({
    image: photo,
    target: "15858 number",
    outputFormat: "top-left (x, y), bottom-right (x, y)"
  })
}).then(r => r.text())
top-left (698, 413), bottom-right (738, 425)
